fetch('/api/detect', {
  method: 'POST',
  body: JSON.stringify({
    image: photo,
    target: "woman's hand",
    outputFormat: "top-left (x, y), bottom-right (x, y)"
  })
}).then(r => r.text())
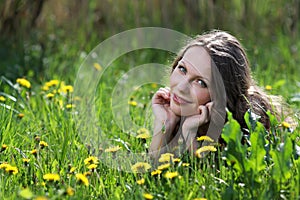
top-left (152, 87), bottom-right (179, 124)
top-left (181, 102), bottom-right (213, 152)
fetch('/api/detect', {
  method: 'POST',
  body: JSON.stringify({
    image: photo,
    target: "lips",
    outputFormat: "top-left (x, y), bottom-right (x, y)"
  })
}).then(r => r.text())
top-left (172, 93), bottom-right (191, 104)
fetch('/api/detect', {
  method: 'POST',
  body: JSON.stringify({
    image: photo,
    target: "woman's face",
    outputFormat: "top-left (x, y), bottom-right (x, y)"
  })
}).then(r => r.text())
top-left (170, 46), bottom-right (211, 116)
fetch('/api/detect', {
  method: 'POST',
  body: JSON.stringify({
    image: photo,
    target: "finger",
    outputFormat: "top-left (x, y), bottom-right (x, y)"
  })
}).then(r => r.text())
top-left (198, 105), bottom-right (209, 124)
top-left (206, 102), bottom-right (213, 120)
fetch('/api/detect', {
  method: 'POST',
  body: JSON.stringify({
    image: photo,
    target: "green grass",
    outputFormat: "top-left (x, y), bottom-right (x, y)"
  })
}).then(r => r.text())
top-left (0, 31), bottom-right (299, 200)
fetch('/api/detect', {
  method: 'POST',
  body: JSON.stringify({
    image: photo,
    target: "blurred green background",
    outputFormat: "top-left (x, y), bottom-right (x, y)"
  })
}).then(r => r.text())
top-left (0, 0), bottom-right (299, 95)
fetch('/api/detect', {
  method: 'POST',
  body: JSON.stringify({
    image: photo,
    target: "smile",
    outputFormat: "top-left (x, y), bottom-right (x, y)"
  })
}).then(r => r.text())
top-left (172, 93), bottom-right (192, 104)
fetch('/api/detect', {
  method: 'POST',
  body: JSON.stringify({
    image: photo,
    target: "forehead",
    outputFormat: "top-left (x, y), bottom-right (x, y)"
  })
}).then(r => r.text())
top-left (181, 46), bottom-right (211, 80)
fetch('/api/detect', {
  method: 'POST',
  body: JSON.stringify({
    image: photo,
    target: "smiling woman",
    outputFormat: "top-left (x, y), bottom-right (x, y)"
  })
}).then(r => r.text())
top-left (149, 30), bottom-right (282, 160)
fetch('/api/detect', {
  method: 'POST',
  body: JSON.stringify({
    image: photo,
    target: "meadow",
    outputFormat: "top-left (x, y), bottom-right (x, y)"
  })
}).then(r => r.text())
top-left (0, 1), bottom-right (300, 199)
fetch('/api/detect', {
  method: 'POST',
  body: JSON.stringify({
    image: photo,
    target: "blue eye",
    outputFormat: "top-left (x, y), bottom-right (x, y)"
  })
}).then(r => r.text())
top-left (197, 79), bottom-right (207, 88)
top-left (178, 65), bottom-right (187, 74)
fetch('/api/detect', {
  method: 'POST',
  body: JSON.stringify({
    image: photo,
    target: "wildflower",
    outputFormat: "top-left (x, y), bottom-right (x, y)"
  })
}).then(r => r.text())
top-left (281, 121), bottom-right (291, 129)
top-left (0, 163), bottom-right (10, 169)
top-left (22, 158), bottom-right (30, 166)
top-left (131, 162), bottom-right (151, 173)
top-left (39, 141), bottom-right (48, 149)
top-left (151, 169), bottom-right (162, 176)
top-left (61, 85), bottom-right (74, 93)
top-left (182, 163), bottom-right (190, 167)
top-left (34, 196), bottom-right (48, 200)
top-left (43, 173), bottom-right (60, 182)
top-left (136, 178), bottom-right (145, 185)
top-left (158, 153), bottom-right (174, 163)
top-left (104, 145), bottom-right (122, 153)
top-left (93, 63), bottom-right (102, 71)
top-left (128, 101), bottom-right (137, 106)
top-left (193, 198), bottom-right (207, 200)
top-left (197, 136), bottom-right (214, 142)
top-left (164, 171), bottom-right (179, 179)
top-left (46, 93), bottom-right (55, 99)
top-left (87, 164), bottom-right (97, 171)
top-left (66, 104), bottom-right (75, 109)
top-left (30, 149), bottom-right (38, 155)
top-left (84, 156), bottom-right (99, 165)
top-left (5, 165), bottom-right (18, 175)
top-left (16, 78), bottom-right (31, 89)
top-left (0, 96), bottom-right (5, 102)
top-left (35, 136), bottom-right (40, 142)
top-left (66, 187), bottom-right (75, 196)
top-left (18, 113), bottom-right (25, 119)
top-left (195, 146), bottom-right (217, 158)
top-left (136, 128), bottom-right (151, 139)
top-left (143, 193), bottom-right (154, 200)
top-left (45, 80), bottom-right (59, 87)
top-left (265, 85), bottom-right (272, 91)
top-left (157, 163), bottom-right (170, 170)
top-left (69, 166), bottom-right (76, 174)
top-left (41, 85), bottom-right (49, 91)
top-left (75, 173), bottom-right (89, 186)
top-left (172, 158), bottom-right (181, 163)
top-left (1, 144), bottom-right (8, 152)
top-left (84, 171), bottom-right (92, 177)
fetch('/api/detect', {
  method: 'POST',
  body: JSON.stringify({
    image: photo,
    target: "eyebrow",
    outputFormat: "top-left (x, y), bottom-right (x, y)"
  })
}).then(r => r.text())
top-left (179, 59), bottom-right (209, 82)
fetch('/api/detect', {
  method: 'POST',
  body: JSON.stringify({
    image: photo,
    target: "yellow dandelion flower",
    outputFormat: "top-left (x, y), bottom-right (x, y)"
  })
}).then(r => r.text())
top-left (22, 158), bottom-right (30, 164)
top-left (172, 158), bottom-right (181, 163)
top-left (136, 128), bottom-right (151, 139)
top-left (75, 173), bottom-right (89, 186)
top-left (128, 101), bottom-right (137, 106)
top-left (39, 141), bottom-right (48, 149)
top-left (182, 163), bottom-right (190, 167)
top-left (87, 164), bottom-right (97, 170)
top-left (43, 173), bottom-right (60, 182)
top-left (0, 96), bottom-right (6, 102)
top-left (18, 113), bottom-right (25, 119)
top-left (61, 85), bottom-right (74, 93)
top-left (16, 78), bottom-right (31, 88)
top-left (158, 153), bottom-right (174, 163)
top-left (104, 145), bottom-right (122, 153)
top-left (84, 171), bottom-right (92, 177)
top-left (5, 165), bottom-right (18, 175)
top-left (93, 63), bottom-right (102, 71)
top-left (143, 193), bottom-right (154, 200)
top-left (69, 167), bottom-right (76, 174)
top-left (1, 144), bottom-right (8, 151)
top-left (84, 156), bottom-right (99, 165)
top-left (193, 198), bottom-right (207, 200)
top-left (41, 85), bottom-right (49, 91)
top-left (46, 93), bottom-right (55, 99)
top-left (66, 187), bottom-right (75, 196)
top-left (157, 163), bottom-right (170, 170)
top-left (131, 162), bottom-right (151, 173)
top-left (281, 121), bottom-right (291, 128)
top-left (30, 149), bottom-right (38, 155)
top-left (151, 169), bottom-right (162, 176)
top-left (265, 85), bottom-right (272, 91)
top-left (45, 80), bottom-right (59, 87)
top-left (0, 163), bottom-right (11, 169)
top-left (136, 178), bottom-right (145, 185)
top-left (34, 196), bottom-right (48, 200)
top-left (197, 136), bottom-right (214, 142)
top-left (164, 171), bottom-right (179, 179)
top-left (66, 104), bottom-right (75, 109)
top-left (195, 146), bottom-right (217, 158)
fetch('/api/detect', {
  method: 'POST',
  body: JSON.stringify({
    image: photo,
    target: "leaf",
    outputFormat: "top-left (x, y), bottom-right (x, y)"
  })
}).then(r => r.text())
top-left (248, 122), bottom-right (267, 174)
top-left (273, 79), bottom-right (286, 89)
top-left (270, 135), bottom-right (293, 183)
top-left (18, 188), bottom-right (33, 199)
top-left (221, 112), bottom-right (247, 174)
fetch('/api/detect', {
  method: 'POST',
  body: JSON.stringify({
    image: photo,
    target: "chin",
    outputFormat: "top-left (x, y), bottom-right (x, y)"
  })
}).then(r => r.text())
top-left (170, 101), bottom-right (198, 117)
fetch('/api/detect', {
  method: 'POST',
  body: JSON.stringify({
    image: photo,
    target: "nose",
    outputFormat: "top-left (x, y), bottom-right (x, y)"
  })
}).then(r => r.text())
top-left (177, 78), bottom-right (190, 94)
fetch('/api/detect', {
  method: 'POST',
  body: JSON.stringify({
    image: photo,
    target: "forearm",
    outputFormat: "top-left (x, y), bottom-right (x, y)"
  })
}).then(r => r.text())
top-left (149, 118), bottom-right (178, 158)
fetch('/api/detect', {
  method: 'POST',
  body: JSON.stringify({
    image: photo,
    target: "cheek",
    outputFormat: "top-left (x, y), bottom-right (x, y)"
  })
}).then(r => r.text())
top-left (193, 89), bottom-right (210, 105)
